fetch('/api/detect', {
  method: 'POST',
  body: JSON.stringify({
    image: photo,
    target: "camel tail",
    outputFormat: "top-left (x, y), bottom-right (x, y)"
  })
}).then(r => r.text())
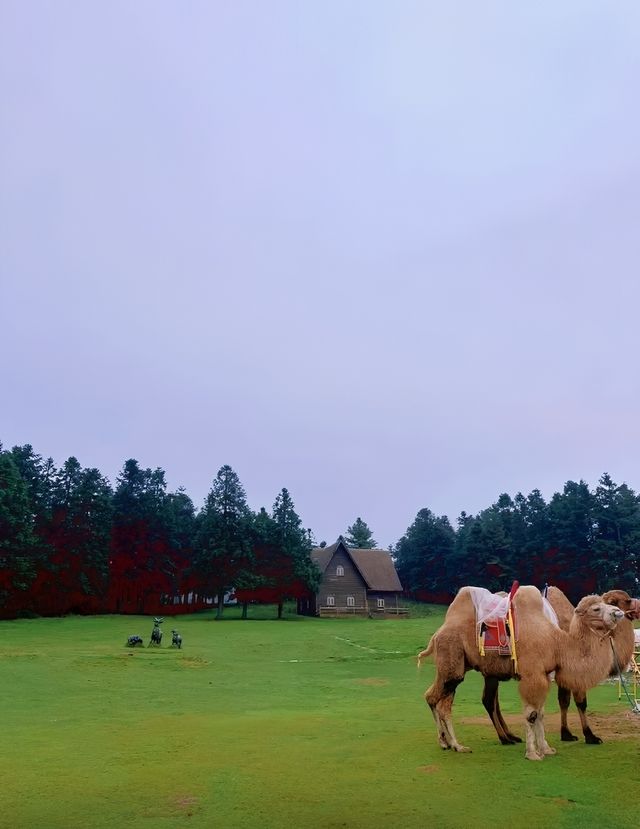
top-left (416, 635), bottom-right (436, 668)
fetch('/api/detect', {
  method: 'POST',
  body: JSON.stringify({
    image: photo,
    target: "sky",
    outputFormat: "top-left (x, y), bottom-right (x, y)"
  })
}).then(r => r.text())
top-left (2, 1), bottom-right (640, 549)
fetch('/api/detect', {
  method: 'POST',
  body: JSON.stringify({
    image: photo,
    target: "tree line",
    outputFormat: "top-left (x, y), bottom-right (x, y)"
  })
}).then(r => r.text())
top-left (1, 439), bottom-right (638, 618)
top-left (393, 474), bottom-right (640, 603)
top-left (0, 443), bottom-right (320, 619)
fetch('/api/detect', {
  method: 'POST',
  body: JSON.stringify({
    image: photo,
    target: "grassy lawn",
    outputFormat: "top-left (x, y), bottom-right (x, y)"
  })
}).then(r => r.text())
top-left (1, 604), bottom-right (638, 829)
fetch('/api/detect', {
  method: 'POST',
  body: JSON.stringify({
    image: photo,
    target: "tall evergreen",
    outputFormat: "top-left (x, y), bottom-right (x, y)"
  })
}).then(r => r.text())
top-left (9, 444), bottom-right (56, 575)
top-left (271, 488), bottom-right (320, 615)
top-left (111, 459), bottom-right (174, 613)
top-left (345, 517), bottom-right (377, 549)
top-left (46, 458), bottom-right (113, 613)
top-left (547, 480), bottom-right (596, 597)
top-left (193, 465), bottom-right (253, 619)
top-left (0, 448), bottom-right (37, 610)
top-left (394, 508), bottom-right (456, 600)
top-left (592, 473), bottom-right (640, 592)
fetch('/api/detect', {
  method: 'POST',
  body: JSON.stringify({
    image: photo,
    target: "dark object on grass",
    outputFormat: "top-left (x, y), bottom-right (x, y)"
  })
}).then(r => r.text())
top-left (149, 617), bottom-right (164, 647)
top-left (171, 629), bottom-right (182, 649)
top-left (126, 635), bottom-right (144, 647)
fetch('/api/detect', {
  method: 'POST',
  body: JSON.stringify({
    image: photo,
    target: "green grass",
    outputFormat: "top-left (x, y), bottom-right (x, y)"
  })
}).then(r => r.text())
top-left (1, 605), bottom-right (638, 829)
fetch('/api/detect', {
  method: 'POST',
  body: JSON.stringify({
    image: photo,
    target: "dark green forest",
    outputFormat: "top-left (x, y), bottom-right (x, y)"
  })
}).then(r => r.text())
top-left (1, 439), bottom-right (638, 619)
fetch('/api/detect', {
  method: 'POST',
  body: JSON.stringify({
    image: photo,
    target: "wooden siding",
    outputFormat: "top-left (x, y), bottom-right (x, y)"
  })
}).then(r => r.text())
top-left (317, 547), bottom-right (368, 613)
top-left (305, 539), bottom-right (406, 617)
top-left (364, 591), bottom-right (406, 615)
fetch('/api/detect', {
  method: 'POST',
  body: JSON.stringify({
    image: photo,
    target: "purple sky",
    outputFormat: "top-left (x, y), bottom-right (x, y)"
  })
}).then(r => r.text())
top-left (2, 2), bottom-right (640, 548)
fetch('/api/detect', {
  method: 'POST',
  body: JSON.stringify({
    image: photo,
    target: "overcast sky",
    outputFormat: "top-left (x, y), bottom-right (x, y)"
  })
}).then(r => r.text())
top-left (2, 1), bottom-right (640, 548)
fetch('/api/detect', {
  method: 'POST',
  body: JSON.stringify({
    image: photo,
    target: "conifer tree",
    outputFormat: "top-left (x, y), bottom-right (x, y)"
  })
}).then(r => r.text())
top-left (193, 465), bottom-right (253, 619)
top-left (345, 517), bottom-right (377, 549)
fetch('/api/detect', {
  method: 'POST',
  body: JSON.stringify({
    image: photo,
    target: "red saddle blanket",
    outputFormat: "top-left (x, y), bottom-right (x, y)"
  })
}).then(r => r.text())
top-left (480, 608), bottom-right (517, 656)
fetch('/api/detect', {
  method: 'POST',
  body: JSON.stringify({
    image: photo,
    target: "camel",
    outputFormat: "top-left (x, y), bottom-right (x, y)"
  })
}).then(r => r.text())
top-left (480, 586), bottom-right (640, 745)
top-left (421, 585), bottom-right (625, 760)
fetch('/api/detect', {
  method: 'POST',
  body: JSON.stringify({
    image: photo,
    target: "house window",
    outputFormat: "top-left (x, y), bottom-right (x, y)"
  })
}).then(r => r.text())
top-left (327, 595), bottom-right (335, 606)
top-left (336, 565), bottom-right (344, 576)
top-left (346, 596), bottom-right (355, 607)
top-left (377, 598), bottom-right (385, 609)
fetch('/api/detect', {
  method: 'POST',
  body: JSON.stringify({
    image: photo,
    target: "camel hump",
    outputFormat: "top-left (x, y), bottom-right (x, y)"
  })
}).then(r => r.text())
top-left (444, 586), bottom-right (479, 618)
top-left (512, 585), bottom-right (546, 620)
top-left (545, 586), bottom-right (574, 630)
top-left (513, 585), bottom-right (543, 606)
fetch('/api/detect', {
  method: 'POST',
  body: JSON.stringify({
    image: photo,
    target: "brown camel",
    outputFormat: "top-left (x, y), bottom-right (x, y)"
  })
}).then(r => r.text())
top-left (421, 585), bottom-right (624, 760)
top-left (481, 587), bottom-right (640, 745)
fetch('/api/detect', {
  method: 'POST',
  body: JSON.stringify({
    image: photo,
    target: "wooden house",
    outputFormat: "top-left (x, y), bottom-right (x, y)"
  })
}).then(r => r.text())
top-left (298, 537), bottom-right (405, 617)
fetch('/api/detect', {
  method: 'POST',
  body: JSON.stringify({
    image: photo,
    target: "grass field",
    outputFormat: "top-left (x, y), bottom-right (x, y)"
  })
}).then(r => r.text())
top-left (2, 604), bottom-right (638, 829)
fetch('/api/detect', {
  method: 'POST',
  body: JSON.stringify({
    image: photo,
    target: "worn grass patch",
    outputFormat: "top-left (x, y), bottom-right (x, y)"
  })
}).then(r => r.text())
top-left (1, 608), bottom-right (638, 829)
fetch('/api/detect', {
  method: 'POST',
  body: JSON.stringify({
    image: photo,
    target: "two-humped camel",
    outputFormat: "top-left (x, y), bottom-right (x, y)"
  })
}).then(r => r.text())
top-left (481, 586), bottom-right (640, 745)
top-left (421, 585), bottom-right (624, 760)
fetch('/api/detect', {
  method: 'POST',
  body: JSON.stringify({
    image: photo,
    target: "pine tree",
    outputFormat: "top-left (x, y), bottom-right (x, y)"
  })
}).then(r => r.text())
top-left (46, 458), bottom-right (113, 613)
top-left (394, 508), bottom-right (455, 599)
top-left (111, 459), bottom-right (173, 613)
top-left (271, 488), bottom-right (319, 615)
top-left (0, 449), bottom-right (38, 611)
top-left (193, 465), bottom-right (253, 619)
top-left (345, 517), bottom-right (377, 549)
top-left (592, 473), bottom-right (640, 592)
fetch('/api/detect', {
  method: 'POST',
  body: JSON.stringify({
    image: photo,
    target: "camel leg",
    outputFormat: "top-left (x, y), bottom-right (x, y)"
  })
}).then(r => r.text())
top-left (425, 677), bottom-right (453, 749)
top-left (532, 706), bottom-right (556, 757)
top-left (523, 706), bottom-right (543, 760)
top-left (482, 677), bottom-right (522, 745)
top-left (426, 677), bottom-right (471, 753)
top-left (558, 686), bottom-right (578, 741)
top-left (426, 688), bottom-right (450, 750)
top-left (520, 676), bottom-right (554, 760)
top-left (523, 705), bottom-right (556, 760)
top-left (574, 693), bottom-right (602, 744)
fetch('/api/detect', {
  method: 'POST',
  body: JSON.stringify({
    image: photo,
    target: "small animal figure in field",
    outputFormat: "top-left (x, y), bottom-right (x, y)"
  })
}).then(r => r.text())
top-left (127, 635), bottom-right (144, 647)
top-left (171, 629), bottom-right (182, 649)
top-left (149, 617), bottom-right (164, 647)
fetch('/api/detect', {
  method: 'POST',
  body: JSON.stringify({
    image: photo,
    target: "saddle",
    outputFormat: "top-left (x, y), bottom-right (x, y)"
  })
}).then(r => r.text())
top-left (479, 610), bottom-right (516, 656)
top-left (470, 582), bottom-right (519, 664)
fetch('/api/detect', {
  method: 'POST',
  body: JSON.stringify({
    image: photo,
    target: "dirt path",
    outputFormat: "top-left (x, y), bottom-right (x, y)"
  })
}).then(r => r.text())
top-left (462, 710), bottom-right (640, 741)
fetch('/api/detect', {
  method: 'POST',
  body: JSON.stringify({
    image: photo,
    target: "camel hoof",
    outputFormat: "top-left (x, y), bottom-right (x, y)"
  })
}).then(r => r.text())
top-left (561, 729), bottom-right (578, 742)
top-left (543, 746), bottom-right (557, 756)
top-left (454, 745), bottom-right (472, 753)
top-left (585, 734), bottom-right (603, 745)
top-left (525, 752), bottom-right (544, 761)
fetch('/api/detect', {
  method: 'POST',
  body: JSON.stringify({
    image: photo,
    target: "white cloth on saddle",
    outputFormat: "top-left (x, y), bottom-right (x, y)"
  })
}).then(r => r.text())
top-left (467, 586), bottom-right (559, 629)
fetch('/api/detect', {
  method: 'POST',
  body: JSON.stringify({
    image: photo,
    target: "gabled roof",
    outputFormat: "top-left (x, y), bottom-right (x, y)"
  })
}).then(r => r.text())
top-left (311, 538), bottom-right (402, 592)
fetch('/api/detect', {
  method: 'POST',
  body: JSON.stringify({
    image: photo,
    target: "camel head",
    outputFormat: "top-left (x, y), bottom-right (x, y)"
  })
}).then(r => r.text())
top-left (602, 589), bottom-right (640, 620)
top-left (572, 595), bottom-right (625, 633)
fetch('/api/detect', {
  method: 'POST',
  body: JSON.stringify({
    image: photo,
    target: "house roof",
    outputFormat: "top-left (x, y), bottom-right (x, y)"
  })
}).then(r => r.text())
top-left (311, 539), bottom-right (402, 592)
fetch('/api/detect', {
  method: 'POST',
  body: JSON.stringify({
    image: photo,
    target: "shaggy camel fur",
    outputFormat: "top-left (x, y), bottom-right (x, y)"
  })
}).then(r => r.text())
top-left (481, 587), bottom-right (640, 745)
top-left (421, 586), bottom-right (624, 760)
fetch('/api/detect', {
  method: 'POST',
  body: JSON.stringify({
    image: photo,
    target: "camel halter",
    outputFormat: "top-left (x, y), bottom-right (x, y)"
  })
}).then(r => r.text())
top-left (585, 625), bottom-right (616, 643)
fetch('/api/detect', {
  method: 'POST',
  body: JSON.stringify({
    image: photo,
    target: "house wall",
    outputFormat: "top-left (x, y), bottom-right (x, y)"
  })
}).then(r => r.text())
top-left (318, 547), bottom-right (368, 611)
top-left (365, 591), bottom-right (402, 614)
